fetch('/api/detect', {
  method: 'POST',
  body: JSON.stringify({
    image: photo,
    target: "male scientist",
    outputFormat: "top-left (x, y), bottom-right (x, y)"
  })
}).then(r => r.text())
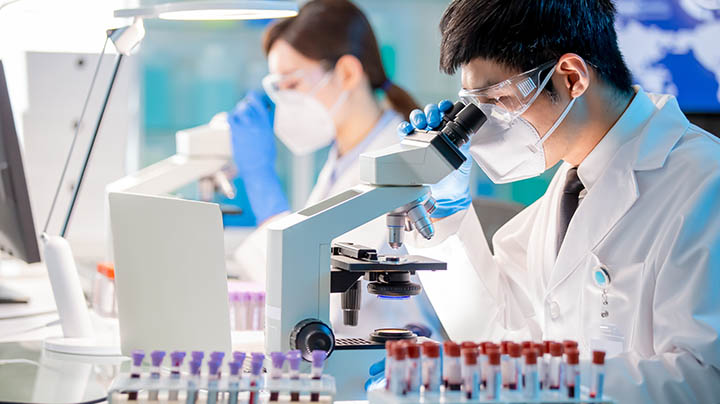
top-left (370, 0), bottom-right (720, 402)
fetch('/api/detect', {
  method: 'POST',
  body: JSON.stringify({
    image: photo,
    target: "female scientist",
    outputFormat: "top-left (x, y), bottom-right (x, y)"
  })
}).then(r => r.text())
top-left (228, 0), bottom-right (461, 336)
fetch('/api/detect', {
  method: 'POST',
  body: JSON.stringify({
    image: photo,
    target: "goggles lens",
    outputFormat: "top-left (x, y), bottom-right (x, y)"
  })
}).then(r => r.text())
top-left (459, 61), bottom-right (555, 119)
top-left (262, 68), bottom-right (329, 102)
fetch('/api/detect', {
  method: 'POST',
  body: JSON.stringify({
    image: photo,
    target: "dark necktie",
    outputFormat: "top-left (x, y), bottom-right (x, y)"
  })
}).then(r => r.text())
top-left (557, 167), bottom-right (585, 255)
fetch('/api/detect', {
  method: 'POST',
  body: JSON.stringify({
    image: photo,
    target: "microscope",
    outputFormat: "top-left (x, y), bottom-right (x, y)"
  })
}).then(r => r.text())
top-left (265, 102), bottom-right (486, 399)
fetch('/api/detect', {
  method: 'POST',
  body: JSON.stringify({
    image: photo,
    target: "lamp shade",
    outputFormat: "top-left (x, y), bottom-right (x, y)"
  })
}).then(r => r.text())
top-left (114, 0), bottom-right (298, 20)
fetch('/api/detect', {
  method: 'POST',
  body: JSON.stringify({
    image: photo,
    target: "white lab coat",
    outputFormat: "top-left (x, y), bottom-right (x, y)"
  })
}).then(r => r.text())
top-left (409, 87), bottom-right (720, 403)
top-left (232, 111), bottom-right (441, 337)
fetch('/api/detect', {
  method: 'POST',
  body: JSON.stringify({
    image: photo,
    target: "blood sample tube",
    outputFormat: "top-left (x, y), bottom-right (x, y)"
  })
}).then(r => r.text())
top-left (186, 360), bottom-right (202, 404)
top-left (228, 361), bottom-right (242, 404)
top-left (533, 343), bottom-right (546, 390)
top-left (508, 343), bottom-right (521, 391)
top-left (207, 360), bottom-right (221, 404)
top-left (421, 342), bottom-right (441, 393)
top-left (253, 292), bottom-right (266, 330)
top-left (310, 350), bottom-right (327, 402)
top-left (461, 347), bottom-right (479, 399)
top-left (385, 341), bottom-right (395, 391)
top-left (522, 341), bottom-right (533, 351)
top-left (563, 340), bottom-right (578, 356)
top-left (210, 351), bottom-right (225, 377)
top-left (149, 350), bottom-right (166, 401)
top-left (480, 342), bottom-right (497, 389)
top-left (287, 350), bottom-right (302, 402)
top-left (248, 358), bottom-right (264, 404)
top-left (168, 351), bottom-right (186, 401)
top-left (406, 343), bottom-right (421, 394)
top-left (590, 350), bottom-right (606, 399)
top-left (442, 341), bottom-right (454, 387)
top-left (191, 351), bottom-right (204, 364)
top-left (251, 352), bottom-right (265, 364)
top-left (237, 292), bottom-right (252, 330)
top-left (129, 350), bottom-right (144, 401)
top-left (445, 342), bottom-right (462, 391)
top-left (549, 342), bottom-right (563, 391)
top-left (486, 349), bottom-right (501, 400)
top-left (522, 349), bottom-right (539, 400)
top-left (269, 352), bottom-right (286, 402)
top-left (565, 349), bottom-right (580, 398)
top-left (391, 344), bottom-right (407, 396)
top-left (500, 341), bottom-right (511, 388)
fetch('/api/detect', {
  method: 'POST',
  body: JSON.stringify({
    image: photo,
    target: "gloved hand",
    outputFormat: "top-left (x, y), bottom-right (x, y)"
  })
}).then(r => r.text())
top-left (228, 90), bottom-right (289, 224)
top-left (365, 357), bottom-right (386, 391)
top-left (398, 100), bottom-right (472, 219)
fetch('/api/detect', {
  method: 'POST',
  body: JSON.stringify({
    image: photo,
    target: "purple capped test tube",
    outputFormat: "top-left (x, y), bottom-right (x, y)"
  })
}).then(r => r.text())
top-left (208, 360), bottom-right (221, 404)
top-left (310, 350), bottom-right (327, 402)
top-left (228, 361), bottom-right (242, 404)
top-left (252, 292), bottom-right (266, 330)
top-left (287, 350), bottom-right (302, 402)
top-left (210, 351), bottom-right (225, 377)
top-left (233, 351), bottom-right (247, 368)
top-left (129, 350), bottom-right (145, 401)
top-left (269, 352), bottom-right (286, 402)
top-left (168, 351), bottom-right (186, 401)
top-left (191, 351), bottom-right (204, 364)
top-left (148, 350), bottom-right (166, 401)
top-left (249, 358), bottom-right (264, 404)
top-left (187, 360), bottom-right (202, 404)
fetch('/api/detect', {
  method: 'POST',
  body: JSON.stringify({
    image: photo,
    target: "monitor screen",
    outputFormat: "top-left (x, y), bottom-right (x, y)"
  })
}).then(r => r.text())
top-left (616, 0), bottom-right (720, 113)
top-left (0, 60), bottom-right (41, 263)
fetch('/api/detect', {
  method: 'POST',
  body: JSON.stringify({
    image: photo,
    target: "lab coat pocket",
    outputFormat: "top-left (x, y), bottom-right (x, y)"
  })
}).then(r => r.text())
top-left (580, 252), bottom-right (644, 358)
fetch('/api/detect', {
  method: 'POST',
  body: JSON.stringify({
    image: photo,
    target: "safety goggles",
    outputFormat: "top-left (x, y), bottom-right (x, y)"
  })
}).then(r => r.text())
top-left (262, 67), bottom-right (331, 103)
top-left (458, 61), bottom-right (556, 123)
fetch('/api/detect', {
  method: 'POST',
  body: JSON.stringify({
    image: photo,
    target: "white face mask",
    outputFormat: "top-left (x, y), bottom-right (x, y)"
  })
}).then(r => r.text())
top-left (271, 73), bottom-right (348, 156)
top-left (467, 65), bottom-right (577, 184)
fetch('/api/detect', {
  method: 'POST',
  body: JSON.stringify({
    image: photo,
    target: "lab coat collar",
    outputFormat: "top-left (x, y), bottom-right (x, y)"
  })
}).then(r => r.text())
top-left (546, 87), bottom-right (688, 296)
top-left (577, 86), bottom-right (656, 190)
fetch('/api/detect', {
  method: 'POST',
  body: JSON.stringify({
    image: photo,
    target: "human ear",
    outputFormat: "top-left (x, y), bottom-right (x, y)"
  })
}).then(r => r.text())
top-left (556, 53), bottom-right (590, 99)
top-left (333, 54), bottom-right (364, 91)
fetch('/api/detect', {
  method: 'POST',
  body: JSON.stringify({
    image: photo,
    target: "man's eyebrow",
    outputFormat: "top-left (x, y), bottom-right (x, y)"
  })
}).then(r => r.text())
top-left (463, 77), bottom-right (499, 91)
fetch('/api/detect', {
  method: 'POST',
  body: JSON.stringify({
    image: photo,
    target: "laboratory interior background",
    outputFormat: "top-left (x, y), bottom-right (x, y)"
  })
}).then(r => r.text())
top-left (0, 0), bottom-right (719, 401)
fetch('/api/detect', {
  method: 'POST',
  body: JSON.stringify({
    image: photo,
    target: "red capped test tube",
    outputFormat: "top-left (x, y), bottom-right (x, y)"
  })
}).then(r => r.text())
top-left (522, 348), bottom-right (540, 400)
top-left (565, 349), bottom-right (580, 398)
top-left (461, 346), bottom-right (480, 399)
top-left (406, 343), bottom-right (421, 394)
top-left (486, 349), bottom-right (502, 400)
top-left (590, 350), bottom-right (606, 399)
top-left (421, 342), bottom-right (441, 393)
top-left (391, 344), bottom-right (408, 396)
top-left (549, 342), bottom-right (563, 391)
top-left (508, 343), bottom-right (521, 391)
top-left (385, 341), bottom-right (395, 391)
top-left (444, 342), bottom-right (462, 391)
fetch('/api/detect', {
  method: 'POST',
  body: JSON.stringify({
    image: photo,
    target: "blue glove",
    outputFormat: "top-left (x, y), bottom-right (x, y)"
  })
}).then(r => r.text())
top-left (228, 90), bottom-right (289, 224)
top-left (398, 100), bottom-right (472, 218)
top-left (365, 357), bottom-right (386, 391)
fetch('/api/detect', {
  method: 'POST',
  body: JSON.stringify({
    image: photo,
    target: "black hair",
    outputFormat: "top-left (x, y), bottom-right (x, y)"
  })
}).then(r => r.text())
top-left (439, 0), bottom-right (633, 95)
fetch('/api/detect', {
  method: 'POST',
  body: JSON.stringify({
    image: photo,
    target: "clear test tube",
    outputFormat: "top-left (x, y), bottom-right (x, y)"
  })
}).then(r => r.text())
top-left (406, 343), bottom-right (421, 394)
top-left (129, 350), bottom-right (145, 401)
top-left (253, 292), bottom-right (266, 330)
top-left (207, 360), bottom-right (221, 404)
top-left (210, 351), bottom-right (225, 376)
top-left (287, 350), bottom-right (302, 402)
top-left (461, 347), bottom-right (479, 400)
top-left (236, 292), bottom-right (252, 330)
top-left (563, 340), bottom-right (578, 359)
top-left (590, 350), bottom-right (606, 399)
top-left (232, 351), bottom-right (246, 370)
top-left (542, 340), bottom-right (553, 389)
top-left (149, 350), bottom-right (166, 401)
top-left (549, 342), bottom-right (563, 391)
top-left (565, 349), bottom-right (580, 399)
top-left (168, 351), bottom-right (186, 401)
top-left (486, 349), bottom-right (501, 401)
top-left (384, 341), bottom-right (395, 391)
top-left (228, 361), bottom-right (242, 404)
top-left (421, 342), bottom-right (441, 393)
top-left (186, 360), bottom-right (202, 404)
top-left (445, 342), bottom-right (462, 392)
top-left (442, 341), bottom-right (453, 388)
top-left (269, 352), bottom-right (286, 402)
top-left (520, 342), bottom-right (532, 388)
top-left (310, 350), bottom-right (327, 402)
top-left (248, 358), bottom-right (264, 404)
top-left (522, 349), bottom-right (539, 400)
top-left (228, 291), bottom-right (239, 330)
top-left (533, 343), bottom-right (546, 390)
top-left (481, 342), bottom-right (497, 389)
top-left (191, 351), bottom-right (205, 365)
top-left (390, 344), bottom-right (407, 396)
top-left (500, 340), bottom-right (511, 388)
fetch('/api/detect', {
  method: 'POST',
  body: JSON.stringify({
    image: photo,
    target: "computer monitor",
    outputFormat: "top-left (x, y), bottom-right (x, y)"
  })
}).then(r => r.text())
top-left (0, 60), bottom-right (41, 302)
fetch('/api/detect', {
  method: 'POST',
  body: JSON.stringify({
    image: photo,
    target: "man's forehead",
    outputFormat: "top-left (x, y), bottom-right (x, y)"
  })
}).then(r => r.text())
top-left (460, 58), bottom-right (521, 90)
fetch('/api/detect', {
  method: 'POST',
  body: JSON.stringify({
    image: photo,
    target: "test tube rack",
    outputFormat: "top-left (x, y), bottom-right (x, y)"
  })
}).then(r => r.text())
top-left (107, 373), bottom-right (336, 403)
top-left (367, 386), bottom-right (614, 404)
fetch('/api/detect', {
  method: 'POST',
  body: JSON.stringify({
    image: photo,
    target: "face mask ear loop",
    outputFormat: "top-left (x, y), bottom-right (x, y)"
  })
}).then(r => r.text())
top-left (528, 96), bottom-right (576, 153)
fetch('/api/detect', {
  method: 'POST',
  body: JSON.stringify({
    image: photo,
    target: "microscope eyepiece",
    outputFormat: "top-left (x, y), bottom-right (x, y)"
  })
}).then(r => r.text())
top-left (441, 103), bottom-right (486, 148)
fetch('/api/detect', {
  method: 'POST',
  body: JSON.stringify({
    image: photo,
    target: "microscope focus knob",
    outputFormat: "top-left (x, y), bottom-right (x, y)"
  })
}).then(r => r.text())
top-left (289, 318), bottom-right (335, 361)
